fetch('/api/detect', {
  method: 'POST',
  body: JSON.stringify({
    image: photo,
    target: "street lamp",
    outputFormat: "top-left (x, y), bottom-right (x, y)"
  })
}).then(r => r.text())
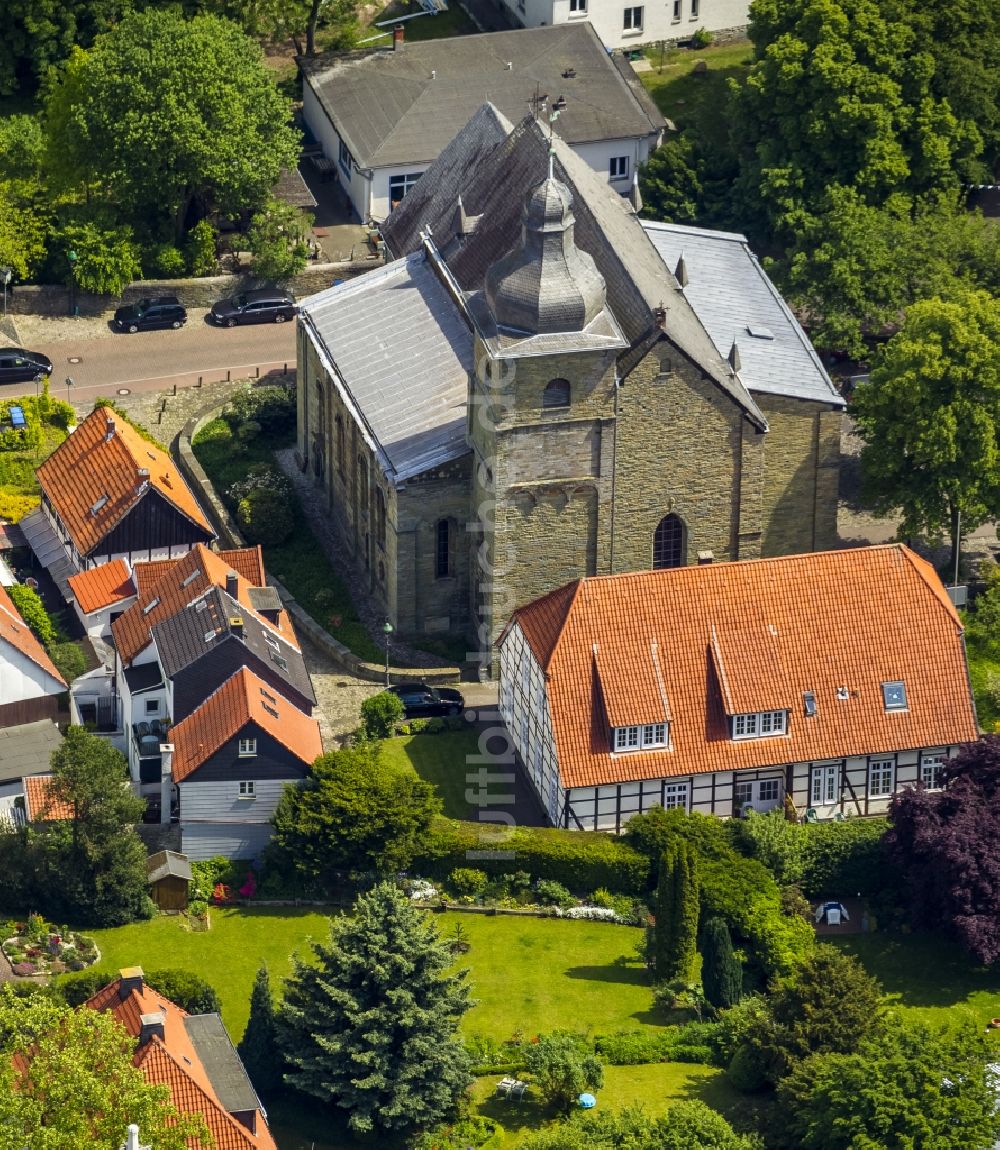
top-left (33, 372), bottom-right (45, 402)
top-left (383, 618), bottom-right (393, 688)
top-left (67, 250), bottom-right (78, 317)
top-left (65, 377), bottom-right (74, 411)
top-left (0, 266), bottom-right (11, 318)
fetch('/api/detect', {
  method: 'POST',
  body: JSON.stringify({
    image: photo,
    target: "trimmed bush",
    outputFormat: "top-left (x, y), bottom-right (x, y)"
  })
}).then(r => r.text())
top-left (223, 385), bottom-right (296, 437)
top-left (799, 818), bottom-right (891, 898)
top-left (145, 243), bottom-right (186, 277)
top-left (185, 219), bottom-right (217, 276)
top-left (47, 641), bottom-right (86, 684)
top-left (535, 879), bottom-right (575, 908)
top-left (360, 691), bottom-right (405, 740)
top-left (413, 819), bottom-right (648, 895)
top-left (7, 584), bottom-right (56, 645)
top-left (448, 868), bottom-right (488, 898)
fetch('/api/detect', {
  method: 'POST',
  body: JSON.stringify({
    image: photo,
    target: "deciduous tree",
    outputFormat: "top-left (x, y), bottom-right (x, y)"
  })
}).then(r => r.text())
top-left (853, 290), bottom-right (1000, 571)
top-left (0, 986), bottom-right (207, 1149)
top-left (247, 198), bottom-right (313, 282)
top-left (277, 882), bottom-right (473, 1136)
top-left (886, 736), bottom-right (1000, 964)
top-left (267, 742), bottom-right (441, 884)
top-left (522, 1033), bottom-right (604, 1113)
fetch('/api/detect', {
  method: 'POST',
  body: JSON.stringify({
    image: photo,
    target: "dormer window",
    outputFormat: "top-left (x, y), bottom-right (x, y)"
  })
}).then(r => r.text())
top-left (142, 597), bottom-right (160, 615)
top-left (613, 723), bottom-right (668, 752)
top-left (731, 710), bottom-right (787, 740)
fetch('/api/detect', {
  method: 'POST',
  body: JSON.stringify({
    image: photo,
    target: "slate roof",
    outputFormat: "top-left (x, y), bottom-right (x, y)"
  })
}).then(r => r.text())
top-left (152, 585), bottom-right (315, 707)
top-left (0, 720), bottom-right (62, 785)
top-left (123, 662), bottom-right (163, 694)
top-left (505, 545), bottom-right (979, 789)
top-left (36, 406), bottom-right (212, 556)
top-left (304, 23), bottom-right (664, 170)
top-left (68, 558), bottom-right (135, 614)
top-left (0, 585), bottom-right (66, 688)
top-left (299, 252), bottom-right (473, 480)
top-left (169, 666), bottom-right (323, 783)
top-left (86, 973), bottom-right (276, 1150)
top-left (384, 112), bottom-right (767, 424)
top-left (113, 544), bottom-right (295, 667)
top-left (641, 223), bottom-right (845, 407)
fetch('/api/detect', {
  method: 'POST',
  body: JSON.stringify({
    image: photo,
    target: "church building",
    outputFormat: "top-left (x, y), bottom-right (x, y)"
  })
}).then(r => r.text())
top-left (295, 106), bottom-right (845, 668)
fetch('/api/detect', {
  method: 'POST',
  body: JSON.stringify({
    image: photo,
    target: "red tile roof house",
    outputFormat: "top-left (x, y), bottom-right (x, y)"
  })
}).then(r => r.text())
top-left (84, 967), bottom-right (278, 1150)
top-left (163, 665), bottom-right (323, 860)
top-left (19, 405), bottom-right (214, 598)
top-left (497, 545), bottom-right (979, 831)
top-left (0, 583), bottom-right (66, 727)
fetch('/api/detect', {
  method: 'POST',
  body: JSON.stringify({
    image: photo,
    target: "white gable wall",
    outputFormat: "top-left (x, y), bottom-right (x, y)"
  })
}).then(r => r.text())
top-left (0, 640), bottom-right (64, 703)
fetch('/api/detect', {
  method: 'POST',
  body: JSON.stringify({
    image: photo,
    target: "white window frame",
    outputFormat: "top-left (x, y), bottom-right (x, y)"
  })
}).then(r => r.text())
top-left (672, 0), bottom-right (681, 18)
top-left (144, 699), bottom-right (160, 715)
top-left (662, 781), bottom-right (688, 810)
top-left (690, 0), bottom-right (699, 16)
top-left (920, 752), bottom-right (946, 790)
top-left (238, 738), bottom-right (257, 758)
top-left (388, 171), bottom-right (424, 205)
top-left (732, 710), bottom-right (786, 740)
top-left (810, 764), bottom-right (839, 806)
top-left (610, 156), bottom-right (630, 182)
top-left (238, 780), bottom-right (256, 799)
top-left (613, 723), bottom-right (668, 752)
top-left (868, 757), bottom-right (895, 798)
top-left (757, 778), bottom-right (781, 805)
top-left (623, 5), bottom-right (643, 30)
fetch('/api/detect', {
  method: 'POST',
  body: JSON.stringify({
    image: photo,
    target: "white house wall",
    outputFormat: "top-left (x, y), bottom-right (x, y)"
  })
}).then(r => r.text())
top-left (498, 622), bottom-right (563, 825)
top-left (500, 0), bottom-right (749, 49)
top-left (0, 642), bottom-right (64, 704)
top-left (303, 84), bottom-right (371, 222)
top-left (565, 137), bottom-right (659, 191)
top-left (73, 597), bottom-right (136, 643)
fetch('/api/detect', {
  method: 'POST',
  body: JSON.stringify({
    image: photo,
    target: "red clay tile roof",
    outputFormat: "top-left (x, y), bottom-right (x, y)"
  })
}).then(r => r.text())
top-left (133, 558), bottom-right (182, 597)
top-left (113, 545), bottom-right (295, 666)
top-left (86, 976), bottom-right (276, 1150)
top-left (0, 585), bottom-right (66, 687)
top-left (68, 558), bottom-right (135, 614)
top-left (170, 666), bottom-right (322, 782)
top-left (36, 406), bottom-right (212, 556)
top-left (23, 774), bottom-right (73, 821)
top-left (507, 545), bottom-right (979, 789)
top-left (218, 546), bottom-right (265, 586)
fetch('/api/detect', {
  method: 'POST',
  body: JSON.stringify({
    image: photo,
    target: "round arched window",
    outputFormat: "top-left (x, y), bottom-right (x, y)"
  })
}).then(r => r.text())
top-left (542, 378), bottom-right (571, 408)
top-left (652, 513), bottom-right (685, 569)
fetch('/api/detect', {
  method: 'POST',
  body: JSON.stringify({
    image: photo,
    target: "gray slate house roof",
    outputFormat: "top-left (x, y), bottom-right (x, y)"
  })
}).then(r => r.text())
top-left (303, 23), bottom-right (665, 170)
top-left (151, 585), bottom-right (316, 707)
top-left (0, 720), bottom-right (61, 786)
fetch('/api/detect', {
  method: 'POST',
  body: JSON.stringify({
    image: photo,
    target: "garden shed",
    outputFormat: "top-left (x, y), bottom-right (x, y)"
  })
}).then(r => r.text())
top-left (146, 850), bottom-right (192, 911)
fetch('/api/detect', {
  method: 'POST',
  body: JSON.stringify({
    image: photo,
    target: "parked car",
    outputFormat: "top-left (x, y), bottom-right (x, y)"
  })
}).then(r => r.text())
top-left (112, 297), bottom-right (187, 333)
top-left (209, 288), bottom-right (298, 327)
top-left (387, 682), bottom-right (466, 718)
top-left (0, 349), bottom-right (52, 385)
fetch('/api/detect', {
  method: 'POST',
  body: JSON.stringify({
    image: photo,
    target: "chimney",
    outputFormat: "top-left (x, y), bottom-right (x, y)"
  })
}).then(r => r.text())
top-left (105, 416), bottom-right (115, 442)
top-left (229, 615), bottom-right (245, 639)
top-left (225, 572), bottom-right (238, 598)
top-left (393, 23), bottom-right (404, 49)
top-left (138, 1011), bottom-right (165, 1047)
top-left (159, 743), bottom-right (174, 826)
top-left (119, 967), bottom-right (144, 999)
top-left (697, 550), bottom-right (715, 565)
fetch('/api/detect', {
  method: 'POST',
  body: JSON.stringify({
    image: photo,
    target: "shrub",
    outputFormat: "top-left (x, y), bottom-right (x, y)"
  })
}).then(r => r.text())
top-left (728, 1042), bottom-right (770, 1092)
top-left (224, 385), bottom-right (297, 437)
top-left (360, 691), bottom-right (405, 740)
top-left (236, 419), bottom-right (261, 445)
top-left (236, 487), bottom-right (294, 545)
top-left (47, 641), bottom-right (86, 684)
top-left (189, 856), bottom-right (244, 901)
top-left (188, 899), bottom-right (209, 919)
top-left (535, 879), bottom-right (576, 908)
top-left (56, 968), bottom-right (117, 1006)
top-left (145, 243), bottom-right (186, 278)
top-left (414, 819), bottom-right (648, 895)
top-left (448, 868), bottom-right (488, 898)
top-left (799, 818), bottom-right (891, 899)
top-left (0, 492), bottom-right (41, 521)
top-left (691, 26), bottom-right (713, 47)
top-left (735, 809), bottom-right (807, 886)
top-left (8, 584), bottom-right (56, 645)
top-left (590, 888), bottom-right (615, 909)
top-left (247, 198), bottom-right (312, 281)
top-left (144, 969), bottom-right (221, 1014)
top-left (185, 219), bottom-right (217, 276)
top-left (195, 418), bottom-right (233, 447)
top-left (594, 1030), bottom-right (677, 1065)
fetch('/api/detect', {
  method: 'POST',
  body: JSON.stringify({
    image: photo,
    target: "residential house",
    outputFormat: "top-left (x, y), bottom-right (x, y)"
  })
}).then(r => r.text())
top-left (68, 558), bottom-right (137, 642)
top-left (0, 583), bottom-right (66, 726)
top-left (0, 720), bottom-right (62, 829)
top-left (85, 967), bottom-right (277, 1150)
top-left (497, 545), bottom-right (979, 830)
top-left (21, 405), bottom-right (213, 596)
top-left (302, 23), bottom-right (665, 221)
top-left (498, 0), bottom-right (749, 52)
top-left (297, 108), bottom-right (843, 663)
top-left (164, 666), bottom-right (322, 860)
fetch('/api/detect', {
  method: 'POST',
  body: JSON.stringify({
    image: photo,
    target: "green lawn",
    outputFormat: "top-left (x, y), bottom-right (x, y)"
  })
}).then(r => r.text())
top-left (640, 41), bottom-right (751, 148)
top-left (380, 729), bottom-right (483, 820)
top-left (829, 933), bottom-right (1000, 1032)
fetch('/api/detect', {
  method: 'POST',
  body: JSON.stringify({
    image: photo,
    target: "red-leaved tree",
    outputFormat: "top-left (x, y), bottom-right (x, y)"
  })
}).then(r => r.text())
top-left (886, 737), bottom-right (1000, 963)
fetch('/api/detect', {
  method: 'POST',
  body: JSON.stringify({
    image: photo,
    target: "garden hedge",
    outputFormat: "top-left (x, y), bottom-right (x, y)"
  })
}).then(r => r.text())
top-left (413, 819), bottom-right (649, 896)
top-left (799, 817), bottom-right (891, 898)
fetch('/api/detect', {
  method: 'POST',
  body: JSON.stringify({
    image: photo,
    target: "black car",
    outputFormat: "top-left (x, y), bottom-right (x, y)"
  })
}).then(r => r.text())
top-left (113, 296), bottom-right (187, 333)
top-left (210, 288), bottom-right (298, 327)
top-left (0, 348), bottom-right (52, 385)
top-left (387, 683), bottom-right (466, 718)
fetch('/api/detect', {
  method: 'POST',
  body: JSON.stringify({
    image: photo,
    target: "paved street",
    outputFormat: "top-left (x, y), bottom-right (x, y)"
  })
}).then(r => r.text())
top-left (1, 308), bottom-right (297, 403)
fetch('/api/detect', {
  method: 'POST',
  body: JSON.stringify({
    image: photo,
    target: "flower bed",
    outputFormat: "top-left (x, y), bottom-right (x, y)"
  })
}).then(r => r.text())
top-left (1, 914), bottom-right (100, 977)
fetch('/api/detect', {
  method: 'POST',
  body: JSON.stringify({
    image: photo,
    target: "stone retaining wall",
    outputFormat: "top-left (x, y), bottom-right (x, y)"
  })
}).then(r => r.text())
top-left (175, 399), bottom-right (460, 685)
top-left (6, 260), bottom-right (374, 316)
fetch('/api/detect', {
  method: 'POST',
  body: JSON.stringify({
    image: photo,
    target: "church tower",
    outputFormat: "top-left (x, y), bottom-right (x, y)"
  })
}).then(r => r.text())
top-left (467, 155), bottom-right (628, 662)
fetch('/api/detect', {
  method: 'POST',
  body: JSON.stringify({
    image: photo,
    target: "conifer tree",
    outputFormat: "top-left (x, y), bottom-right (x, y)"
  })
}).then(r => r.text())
top-left (700, 917), bottom-right (742, 1009)
top-left (277, 882), bottom-right (473, 1136)
top-left (654, 840), bottom-right (700, 982)
top-left (238, 965), bottom-right (281, 1097)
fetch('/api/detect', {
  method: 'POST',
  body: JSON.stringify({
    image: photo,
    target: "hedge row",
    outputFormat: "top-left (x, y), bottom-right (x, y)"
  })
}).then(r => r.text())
top-left (412, 818), bottom-right (649, 896)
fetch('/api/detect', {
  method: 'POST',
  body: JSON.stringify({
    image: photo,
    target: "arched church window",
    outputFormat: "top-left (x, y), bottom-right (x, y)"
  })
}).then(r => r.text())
top-left (652, 513), bottom-right (685, 570)
top-left (375, 488), bottom-right (386, 548)
top-left (436, 519), bottom-right (450, 579)
top-left (357, 455), bottom-right (369, 512)
top-left (335, 416), bottom-right (345, 478)
top-left (542, 378), bottom-right (571, 408)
